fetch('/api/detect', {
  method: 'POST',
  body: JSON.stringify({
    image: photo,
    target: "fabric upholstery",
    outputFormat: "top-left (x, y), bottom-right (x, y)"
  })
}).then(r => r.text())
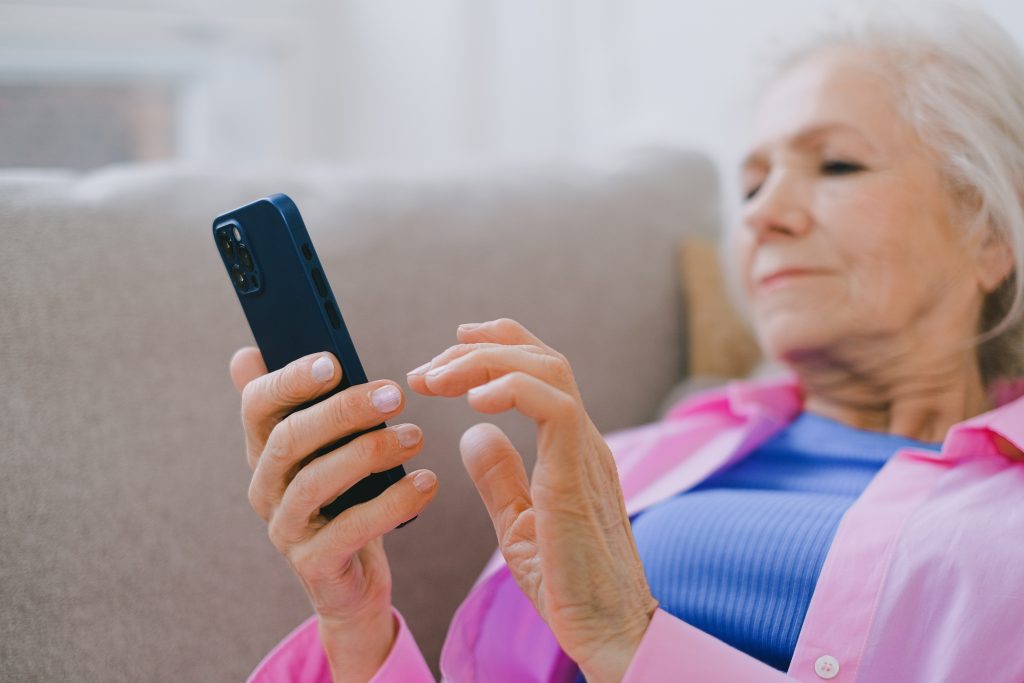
top-left (0, 149), bottom-right (718, 681)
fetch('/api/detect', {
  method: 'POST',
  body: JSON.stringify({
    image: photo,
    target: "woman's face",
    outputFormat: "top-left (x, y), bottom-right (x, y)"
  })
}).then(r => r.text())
top-left (734, 48), bottom-right (991, 365)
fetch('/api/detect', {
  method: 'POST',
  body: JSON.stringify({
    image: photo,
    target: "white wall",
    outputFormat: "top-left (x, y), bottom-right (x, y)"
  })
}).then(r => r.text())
top-left (600, 0), bottom-right (1024, 189)
top-left (329, 0), bottom-right (1024, 180)
top-left (5, 0), bottom-right (1024, 181)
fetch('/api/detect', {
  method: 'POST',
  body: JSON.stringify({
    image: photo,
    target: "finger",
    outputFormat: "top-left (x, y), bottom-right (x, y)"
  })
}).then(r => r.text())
top-left (240, 351), bottom-right (343, 466)
top-left (466, 372), bottom-right (584, 474)
top-left (251, 380), bottom-right (407, 514)
top-left (290, 468), bottom-right (439, 567)
top-left (230, 346), bottom-right (268, 393)
top-left (455, 318), bottom-right (555, 353)
top-left (269, 423), bottom-right (424, 541)
top-left (406, 342), bottom-right (551, 393)
top-left (459, 423), bottom-right (532, 547)
top-left (412, 345), bottom-right (577, 399)
top-left (409, 341), bottom-right (551, 376)
top-left (467, 371), bottom-right (579, 423)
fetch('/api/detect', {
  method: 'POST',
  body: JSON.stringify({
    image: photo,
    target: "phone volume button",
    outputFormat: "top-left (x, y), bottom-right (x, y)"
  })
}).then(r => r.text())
top-left (324, 300), bottom-right (341, 329)
top-left (311, 267), bottom-right (328, 297)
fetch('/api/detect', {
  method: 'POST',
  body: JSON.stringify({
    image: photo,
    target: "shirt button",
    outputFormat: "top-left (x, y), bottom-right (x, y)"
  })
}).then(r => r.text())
top-left (814, 654), bottom-right (840, 679)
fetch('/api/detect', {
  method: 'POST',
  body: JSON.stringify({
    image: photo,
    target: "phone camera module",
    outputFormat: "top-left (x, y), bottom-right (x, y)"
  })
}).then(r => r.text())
top-left (237, 244), bottom-right (254, 271)
top-left (217, 231), bottom-right (235, 259)
top-left (231, 262), bottom-right (260, 294)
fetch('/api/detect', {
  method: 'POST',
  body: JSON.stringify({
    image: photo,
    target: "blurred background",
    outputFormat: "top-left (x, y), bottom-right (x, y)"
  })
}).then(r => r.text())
top-left (5, 2), bottom-right (1024, 680)
top-left (3, 0), bottom-right (1022, 185)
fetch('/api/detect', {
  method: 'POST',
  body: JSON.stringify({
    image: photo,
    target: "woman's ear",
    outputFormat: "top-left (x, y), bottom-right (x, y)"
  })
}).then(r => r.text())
top-left (973, 228), bottom-right (1015, 293)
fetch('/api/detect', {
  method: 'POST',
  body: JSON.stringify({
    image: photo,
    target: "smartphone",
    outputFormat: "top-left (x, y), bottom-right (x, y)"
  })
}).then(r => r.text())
top-left (213, 193), bottom-right (413, 527)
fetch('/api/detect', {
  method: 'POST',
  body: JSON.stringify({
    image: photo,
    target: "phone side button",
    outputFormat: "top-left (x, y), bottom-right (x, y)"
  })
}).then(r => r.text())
top-left (311, 267), bottom-right (328, 297)
top-left (324, 300), bottom-right (342, 329)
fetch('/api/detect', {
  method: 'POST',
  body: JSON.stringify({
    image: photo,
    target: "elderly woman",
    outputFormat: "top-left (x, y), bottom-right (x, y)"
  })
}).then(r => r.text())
top-left (230, 4), bottom-right (1024, 682)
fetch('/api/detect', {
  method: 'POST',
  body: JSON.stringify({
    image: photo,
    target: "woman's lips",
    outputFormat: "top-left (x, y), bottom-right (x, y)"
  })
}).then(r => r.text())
top-left (756, 268), bottom-right (826, 292)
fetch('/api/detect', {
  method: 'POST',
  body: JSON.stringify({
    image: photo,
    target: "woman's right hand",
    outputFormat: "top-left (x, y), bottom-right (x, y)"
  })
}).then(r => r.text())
top-left (229, 347), bottom-right (438, 681)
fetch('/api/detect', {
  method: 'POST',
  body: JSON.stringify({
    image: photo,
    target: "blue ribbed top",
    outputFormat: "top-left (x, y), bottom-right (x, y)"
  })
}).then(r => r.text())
top-left (572, 411), bottom-right (941, 681)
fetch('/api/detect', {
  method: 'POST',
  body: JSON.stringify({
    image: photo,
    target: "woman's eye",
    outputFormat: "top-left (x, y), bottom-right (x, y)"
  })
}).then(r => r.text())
top-left (742, 183), bottom-right (762, 201)
top-left (821, 160), bottom-right (864, 175)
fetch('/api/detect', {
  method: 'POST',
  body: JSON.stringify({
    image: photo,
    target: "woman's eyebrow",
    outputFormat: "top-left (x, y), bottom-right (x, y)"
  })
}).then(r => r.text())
top-left (791, 122), bottom-right (878, 151)
top-left (740, 151), bottom-right (768, 175)
top-left (741, 122), bottom-right (879, 171)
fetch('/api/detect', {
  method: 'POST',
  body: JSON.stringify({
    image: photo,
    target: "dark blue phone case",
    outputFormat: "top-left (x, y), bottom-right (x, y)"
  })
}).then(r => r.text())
top-left (213, 193), bottom-right (412, 527)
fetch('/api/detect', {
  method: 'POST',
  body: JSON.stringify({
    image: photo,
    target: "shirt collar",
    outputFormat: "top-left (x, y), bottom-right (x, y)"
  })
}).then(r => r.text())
top-left (723, 371), bottom-right (803, 423)
top-left (721, 372), bottom-right (1024, 463)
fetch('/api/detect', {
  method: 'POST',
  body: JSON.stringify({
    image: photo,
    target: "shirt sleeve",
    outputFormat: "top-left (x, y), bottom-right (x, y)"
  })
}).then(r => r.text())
top-left (621, 608), bottom-right (793, 682)
top-left (247, 605), bottom-right (435, 683)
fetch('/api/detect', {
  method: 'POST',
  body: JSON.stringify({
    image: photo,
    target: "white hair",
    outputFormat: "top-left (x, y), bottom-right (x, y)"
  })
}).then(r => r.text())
top-left (722, 0), bottom-right (1024, 387)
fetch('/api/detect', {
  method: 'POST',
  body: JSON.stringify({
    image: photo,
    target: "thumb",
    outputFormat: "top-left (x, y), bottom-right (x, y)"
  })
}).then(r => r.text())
top-left (229, 346), bottom-right (268, 393)
top-left (460, 423), bottom-right (532, 538)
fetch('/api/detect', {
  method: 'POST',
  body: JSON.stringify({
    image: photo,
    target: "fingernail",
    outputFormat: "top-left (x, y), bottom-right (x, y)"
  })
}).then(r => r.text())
top-left (371, 385), bottom-right (402, 413)
top-left (311, 356), bottom-right (334, 383)
top-left (425, 365), bottom-right (447, 379)
top-left (407, 362), bottom-right (431, 376)
top-left (413, 471), bottom-right (436, 492)
top-left (459, 323), bottom-right (481, 331)
top-left (395, 424), bottom-right (422, 448)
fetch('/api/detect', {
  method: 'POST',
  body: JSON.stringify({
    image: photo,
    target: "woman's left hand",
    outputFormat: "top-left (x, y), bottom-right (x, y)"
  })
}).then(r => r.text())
top-left (406, 318), bottom-right (658, 683)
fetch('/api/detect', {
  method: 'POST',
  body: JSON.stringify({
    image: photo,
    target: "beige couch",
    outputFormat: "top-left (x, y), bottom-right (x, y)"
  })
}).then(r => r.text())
top-left (0, 149), bottom-right (720, 681)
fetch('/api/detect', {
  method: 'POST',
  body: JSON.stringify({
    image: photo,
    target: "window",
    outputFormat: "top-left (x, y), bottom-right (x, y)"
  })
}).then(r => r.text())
top-left (0, 81), bottom-right (176, 169)
top-left (0, 1), bottom-right (331, 169)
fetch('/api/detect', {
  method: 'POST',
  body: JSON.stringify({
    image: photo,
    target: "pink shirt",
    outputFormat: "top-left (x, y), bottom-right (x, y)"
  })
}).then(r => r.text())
top-left (249, 372), bottom-right (1024, 682)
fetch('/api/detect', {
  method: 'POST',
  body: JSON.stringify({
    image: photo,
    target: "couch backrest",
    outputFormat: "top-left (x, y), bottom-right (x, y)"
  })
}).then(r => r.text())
top-left (0, 149), bottom-right (719, 681)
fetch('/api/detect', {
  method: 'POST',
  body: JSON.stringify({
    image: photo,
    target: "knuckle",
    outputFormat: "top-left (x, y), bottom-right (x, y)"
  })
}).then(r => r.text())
top-left (554, 392), bottom-right (579, 419)
top-left (330, 390), bottom-right (360, 433)
top-left (290, 466), bottom-right (324, 511)
top-left (506, 370), bottom-right (529, 387)
top-left (355, 431), bottom-right (387, 465)
top-left (543, 353), bottom-right (573, 384)
top-left (456, 344), bottom-right (480, 359)
top-left (264, 419), bottom-right (298, 468)
top-left (324, 392), bottom-right (348, 433)
top-left (450, 343), bottom-right (472, 356)
top-left (494, 317), bottom-right (519, 333)
top-left (287, 543), bottom-right (313, 577)
top-left (376, 487), bottom-right (409, 525)
top-left (340, 509), bottom-right (374, 546)
top-left (247, 478), bottom-right (268, 519)
top-left (456, 345), bottom-right (483, 366)
top-left (243, 439), bottom-right (259, 471)
top-left (240, 381), bottom-right (262, 423)
top-left (289, 543), bottom-right (332, 583)
top-left (267, 517), bottom-right (290, 551)
top-left (271, 364), bottom-right (309, 405)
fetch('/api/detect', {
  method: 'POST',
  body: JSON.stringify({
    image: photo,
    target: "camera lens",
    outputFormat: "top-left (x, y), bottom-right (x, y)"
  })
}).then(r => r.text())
top-left (237, 244), bottom-right (253, 270)
top-left (232, 266), bottom-right (246, 287)
top-left (218, 232), bottom-right (234, 258)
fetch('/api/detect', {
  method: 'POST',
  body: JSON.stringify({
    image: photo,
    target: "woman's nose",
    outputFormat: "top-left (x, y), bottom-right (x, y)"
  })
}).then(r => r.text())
top-left (741, 172), bottom-right (812, 242)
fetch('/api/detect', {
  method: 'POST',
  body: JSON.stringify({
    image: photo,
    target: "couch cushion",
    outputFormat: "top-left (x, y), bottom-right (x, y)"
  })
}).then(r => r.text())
top-left (0, 149), bottom-right (718, 681)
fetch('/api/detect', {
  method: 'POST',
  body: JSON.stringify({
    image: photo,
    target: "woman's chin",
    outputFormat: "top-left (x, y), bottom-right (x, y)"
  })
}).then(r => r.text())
top-left (755, 316), bottom-right (840, 364)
